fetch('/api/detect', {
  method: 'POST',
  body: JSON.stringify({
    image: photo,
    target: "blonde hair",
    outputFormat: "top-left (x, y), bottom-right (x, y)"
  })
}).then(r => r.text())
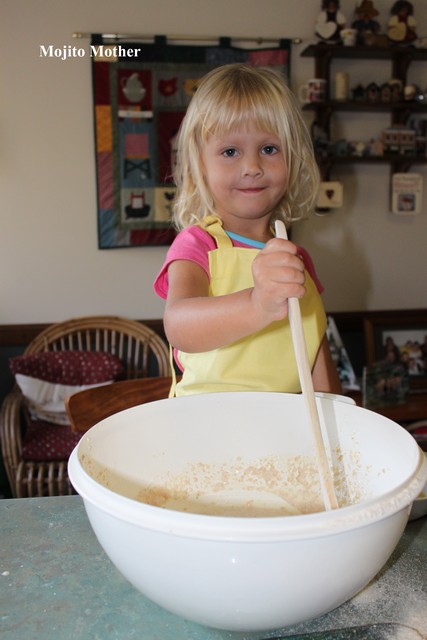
top-left (172, 63), bottom-right (320, 230)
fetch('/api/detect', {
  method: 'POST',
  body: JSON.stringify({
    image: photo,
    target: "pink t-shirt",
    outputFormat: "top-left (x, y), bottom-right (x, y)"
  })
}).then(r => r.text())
top-left (153, 226), bottom-right (324, 299)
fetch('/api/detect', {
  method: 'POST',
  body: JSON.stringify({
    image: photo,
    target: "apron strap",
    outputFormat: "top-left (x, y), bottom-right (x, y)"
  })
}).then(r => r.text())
top-left (168, 344), bottom-right (177, 398)
top-left (200, 215), bottom-right (232, 249)
top-left (169, 216), bottom-right (230, 398)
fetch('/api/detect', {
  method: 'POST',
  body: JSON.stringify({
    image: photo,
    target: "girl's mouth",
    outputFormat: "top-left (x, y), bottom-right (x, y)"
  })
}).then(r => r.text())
top-left (237, 187), bottom-right (266, 194)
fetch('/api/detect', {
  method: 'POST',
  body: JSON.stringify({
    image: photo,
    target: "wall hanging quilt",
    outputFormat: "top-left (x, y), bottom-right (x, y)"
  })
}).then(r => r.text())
top-left (91, 36), bottom-right (291, 248)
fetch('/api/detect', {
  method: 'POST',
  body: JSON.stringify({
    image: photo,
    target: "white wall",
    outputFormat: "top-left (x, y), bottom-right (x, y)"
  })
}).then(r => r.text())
top-left (1, 0), bottom-right (426, 323)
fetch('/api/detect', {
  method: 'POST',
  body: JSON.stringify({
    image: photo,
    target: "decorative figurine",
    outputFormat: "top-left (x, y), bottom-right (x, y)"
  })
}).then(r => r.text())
top-left (352, 84), bottom-right (366, 101)
top-left (352, 0), bottom-right (381, 45)
top-left (366, 82), bottom-right (381, 103)
top-left (380, 83), bottom-right (392, 102)
top-left (388, 1), bottom-right (417, 44)
top-left (388, 78), bottom-right (403, 101)
top-left (403, 84), bottom-right (423, 102)
top-left (315, 0), bottom-right (346, 44)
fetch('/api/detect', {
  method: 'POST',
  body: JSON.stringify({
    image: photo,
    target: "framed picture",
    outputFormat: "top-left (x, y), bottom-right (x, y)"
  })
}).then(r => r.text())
top-left (364, 311), bottom-right (427, 391)
top-left (326, 316), bottom-right (360, 391)
top-left (362, 362), bottom-right (409, 409)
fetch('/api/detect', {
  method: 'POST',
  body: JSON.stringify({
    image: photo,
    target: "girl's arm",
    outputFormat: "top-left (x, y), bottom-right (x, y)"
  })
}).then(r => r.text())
top-left (164, 238), bottom-right (306, 353)
top-left (311, 335), bottom-right (343, 394)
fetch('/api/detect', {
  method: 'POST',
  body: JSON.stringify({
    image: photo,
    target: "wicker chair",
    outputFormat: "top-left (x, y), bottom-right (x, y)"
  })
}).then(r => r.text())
top-left (0, 316), bottom-right (170, 498)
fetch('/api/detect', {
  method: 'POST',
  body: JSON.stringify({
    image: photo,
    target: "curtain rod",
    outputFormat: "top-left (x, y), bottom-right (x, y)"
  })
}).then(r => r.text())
top-left (73, 32), bottom-right (302, 45)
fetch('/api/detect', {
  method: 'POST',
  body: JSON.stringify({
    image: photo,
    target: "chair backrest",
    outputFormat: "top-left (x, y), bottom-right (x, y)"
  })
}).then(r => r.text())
top-left (24, 315), bottom-right (170, 378)
top-left (66, 376), bottom-right (173, 432)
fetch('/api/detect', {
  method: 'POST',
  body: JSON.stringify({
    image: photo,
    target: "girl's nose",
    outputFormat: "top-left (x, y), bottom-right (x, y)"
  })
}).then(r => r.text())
top-left (241, 154), bottom-right (263, 177)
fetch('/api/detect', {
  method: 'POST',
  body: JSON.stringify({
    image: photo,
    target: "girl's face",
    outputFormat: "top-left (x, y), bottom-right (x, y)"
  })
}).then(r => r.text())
top-left (201, 125), bottom-right (288, 234)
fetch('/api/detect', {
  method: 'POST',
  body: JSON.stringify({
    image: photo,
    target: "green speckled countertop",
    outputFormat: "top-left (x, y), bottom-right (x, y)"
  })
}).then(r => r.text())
top-left (0, 496), bottom-right (425, 640)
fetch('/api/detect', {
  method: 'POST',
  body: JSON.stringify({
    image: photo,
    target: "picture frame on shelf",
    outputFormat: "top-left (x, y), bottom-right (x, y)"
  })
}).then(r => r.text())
top-left (364, 311), bottom-right (427, 391)
top-left (391, 172), bottom-right (422, 215)
top-left (326, 316), bottom-right (360, 391)
top-left (362, 362), bottom-right (409, 410)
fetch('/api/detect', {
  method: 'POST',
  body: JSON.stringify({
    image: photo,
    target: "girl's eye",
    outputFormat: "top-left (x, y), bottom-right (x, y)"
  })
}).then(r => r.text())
top-left (262, 145), bottom-right (279, 155)
top-left (222, 148), bottom-right (238, 158)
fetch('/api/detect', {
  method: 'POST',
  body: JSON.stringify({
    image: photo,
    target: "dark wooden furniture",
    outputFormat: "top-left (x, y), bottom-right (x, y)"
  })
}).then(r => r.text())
top-left (348, 390), bottom-right (427, 451)
top-left (66, 376), bottom-right (174, 433)
top-left (301, 43), bottom-right (427, 179)
top-left (66, 376), bottom-right (427, 452)
top-left (349, 390), bottom-right (427, 422)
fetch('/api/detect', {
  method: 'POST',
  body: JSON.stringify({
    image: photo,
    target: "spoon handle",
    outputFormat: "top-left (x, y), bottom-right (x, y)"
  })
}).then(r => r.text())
top-left (275, 221), bottom-right (338, 511)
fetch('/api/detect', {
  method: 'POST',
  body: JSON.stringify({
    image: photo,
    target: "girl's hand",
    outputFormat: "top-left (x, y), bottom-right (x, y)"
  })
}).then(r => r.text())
top-left (250, 238), bottom-right (306, 323)
top-left (164, 239), bottom-right (306, 353)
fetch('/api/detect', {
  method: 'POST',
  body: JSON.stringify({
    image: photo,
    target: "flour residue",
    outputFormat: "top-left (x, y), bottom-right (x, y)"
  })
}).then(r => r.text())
top-left (134, 448), bottom-right (369, 517)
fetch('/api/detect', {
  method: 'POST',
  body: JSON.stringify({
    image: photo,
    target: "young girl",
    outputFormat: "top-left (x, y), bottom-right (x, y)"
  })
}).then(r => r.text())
top-left (154, 63), bottom-right (341, 397)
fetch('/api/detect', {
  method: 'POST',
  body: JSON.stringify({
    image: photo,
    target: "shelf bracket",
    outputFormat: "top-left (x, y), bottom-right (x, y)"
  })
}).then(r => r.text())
top-left (391, 50), bottom-right (412, 85)
top-left (315, 51), bottom-right (332, 79)
top-left (391, 159), bottom-right (413, 175)
top-left (318, 158), bottom-right (334, 181)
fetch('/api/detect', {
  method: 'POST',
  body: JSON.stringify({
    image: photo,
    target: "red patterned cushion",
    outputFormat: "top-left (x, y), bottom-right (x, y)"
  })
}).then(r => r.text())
top-left (10, 351), bottom-right (125, 426)
top-left (10, 351), bottom-right (124, 385)
top-left (10, 352), bottom-right (124, 461)
top-left (22, 420), bottom-right (83, 461)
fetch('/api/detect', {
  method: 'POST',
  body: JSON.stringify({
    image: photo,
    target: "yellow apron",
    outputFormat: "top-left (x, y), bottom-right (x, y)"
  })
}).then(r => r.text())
top-left (171, 216), bottom-right (326, 396)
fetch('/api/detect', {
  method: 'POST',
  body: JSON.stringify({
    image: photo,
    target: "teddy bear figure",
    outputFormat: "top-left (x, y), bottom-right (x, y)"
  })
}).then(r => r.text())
top-left (388, 1), bottom-right (417, 44)
top-left (315, 0), bottom-right (346, 44)
top-left (352, 0), bottom-right (381, 45)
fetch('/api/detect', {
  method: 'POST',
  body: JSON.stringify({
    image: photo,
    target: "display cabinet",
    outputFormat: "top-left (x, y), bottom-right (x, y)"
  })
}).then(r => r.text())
top-left (300, 43), bottom-right (427, 178)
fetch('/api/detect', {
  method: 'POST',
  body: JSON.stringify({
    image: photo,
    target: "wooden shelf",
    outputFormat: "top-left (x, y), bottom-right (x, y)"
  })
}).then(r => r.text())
top-left (317, 155), bottom-right (427, 179)
top-left (301, 43), bottom-right (427, 179)
top-left (318, 155), bottom-right (427, 165)
top-left (301, 43), bottom-right (427, 79)
top-left (301, 43), bottom-right (427, 62)
top-left (303, 100), bottom-right (427, 114)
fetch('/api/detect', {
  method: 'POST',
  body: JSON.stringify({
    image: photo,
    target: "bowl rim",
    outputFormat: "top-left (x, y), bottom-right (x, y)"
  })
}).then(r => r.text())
top-left (408, 477), bottom-right (427, 521)
top-left (69, 445), bottom-right (427, 541)
top-left (68, 394), bottom-right (427, 542)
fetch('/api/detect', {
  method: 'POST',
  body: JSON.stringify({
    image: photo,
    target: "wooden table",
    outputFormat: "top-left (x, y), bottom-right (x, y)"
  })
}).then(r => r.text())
top-left (66, 378), bottom-right (427, 443)
top-left (66, 376), bottom-right (174, 432)
top-left (348, 391), bottom-right (427, 423)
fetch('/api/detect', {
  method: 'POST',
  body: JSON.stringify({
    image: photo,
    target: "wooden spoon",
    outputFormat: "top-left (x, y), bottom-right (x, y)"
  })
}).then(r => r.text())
top-left (275, 220), bottom-right (338, 511)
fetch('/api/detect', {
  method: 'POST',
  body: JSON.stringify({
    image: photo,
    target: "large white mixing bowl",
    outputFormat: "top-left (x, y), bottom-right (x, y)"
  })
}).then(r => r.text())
top-left (68, 392), bottom-right (427, 632)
